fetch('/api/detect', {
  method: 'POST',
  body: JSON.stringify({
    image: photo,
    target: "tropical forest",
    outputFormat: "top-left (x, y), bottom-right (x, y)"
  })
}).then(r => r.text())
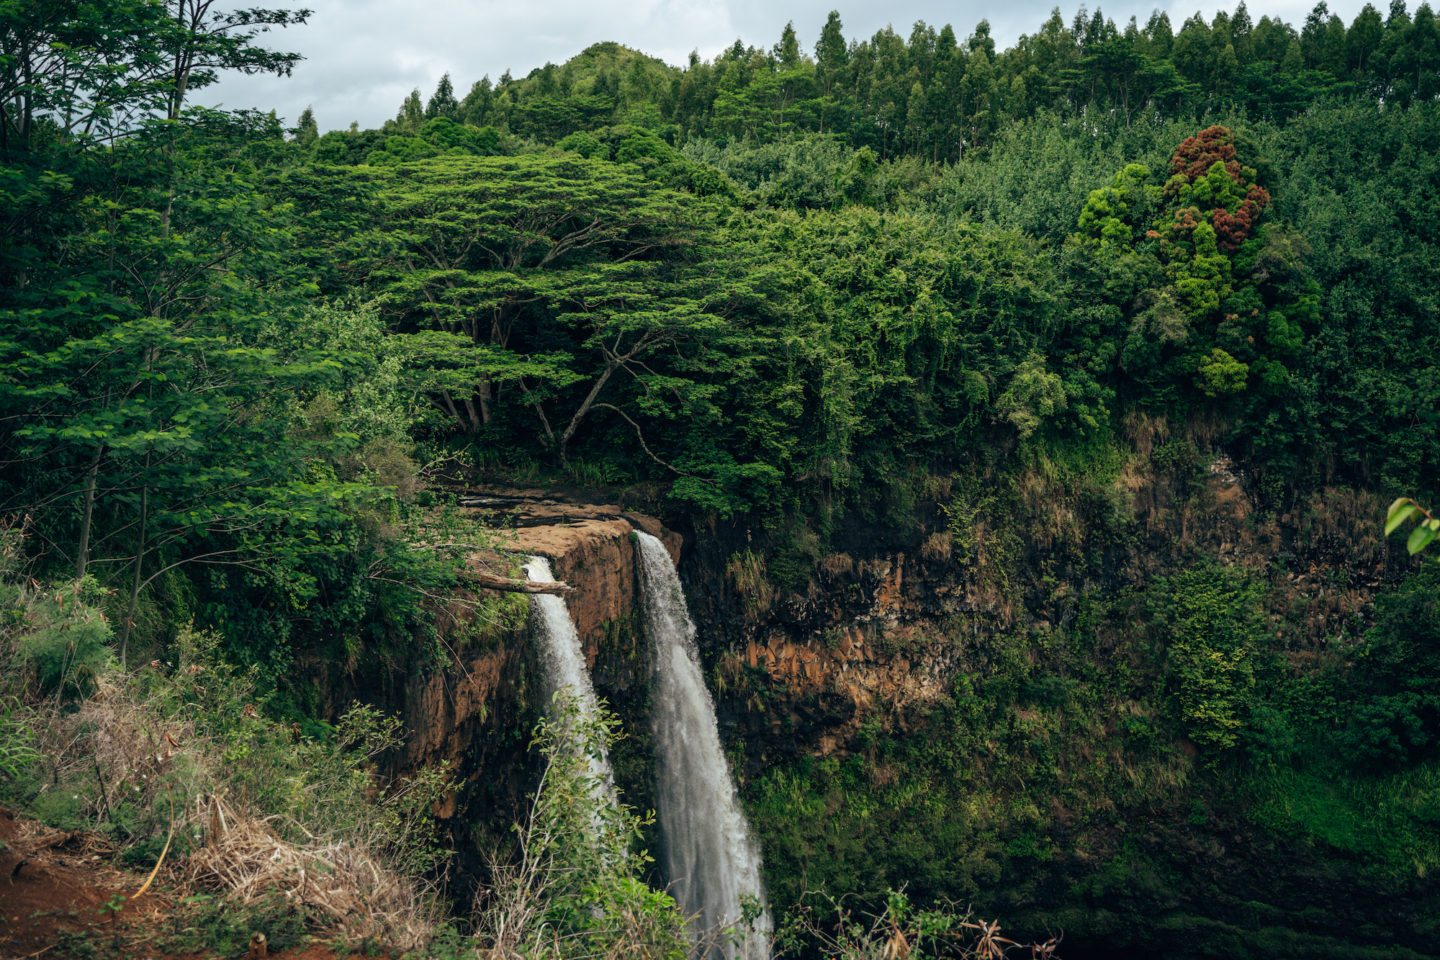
top-left (2, 1), bottom-right (1440, 958)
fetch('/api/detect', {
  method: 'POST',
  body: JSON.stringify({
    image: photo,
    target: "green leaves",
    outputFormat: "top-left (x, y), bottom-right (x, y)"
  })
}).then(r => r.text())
top-left (1407, 522), bottom-right (1438, 556)
top-left (1150, 564), bottom-right (1267, 755)
top-left (1388, 497), bottom-right (1440, 556)
top-left (1386, 498), bottom-right (1421, 536)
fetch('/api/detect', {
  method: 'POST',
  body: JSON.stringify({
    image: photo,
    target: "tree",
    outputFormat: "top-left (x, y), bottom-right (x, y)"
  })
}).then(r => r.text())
top-left (335, 154), bottom-right (729, 469)
top-left (0, 114), bottom-right (377, 661)
top-left (774, 21), bottom-right (802, 68)
top-left (460, 75), bottom-right (494, 125)
top-left (395, 87), bottom-right (422, 131)
top-left (1348, 3), bottom-right (1386, 76)
top-left (154, 0), bottom-right (309, 122)
top-left (815, 10), bottom-right (848, 98)
top-left (293, 105), bottom-right (317, 145)
top-left (0, 1), bottom-right (460, 682)
top-left (424, 71), bottom-right (458, 119)
top-left (0, 0), bottom-right (307, 149)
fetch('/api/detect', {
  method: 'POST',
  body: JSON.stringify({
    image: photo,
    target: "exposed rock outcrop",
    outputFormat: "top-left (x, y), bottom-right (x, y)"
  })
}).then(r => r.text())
top-left (388, 489), bottom-right (680, 833)
top-left (686, 454), bottom-right (1411, 762)
top-left (462, 487), bottom-right (680, 662)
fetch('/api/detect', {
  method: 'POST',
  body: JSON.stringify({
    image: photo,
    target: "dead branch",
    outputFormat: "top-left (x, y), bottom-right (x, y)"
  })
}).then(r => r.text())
top-left (461, 572), bottom-right (573, 595)
top-left (591, 403), bottom-right (714, 485)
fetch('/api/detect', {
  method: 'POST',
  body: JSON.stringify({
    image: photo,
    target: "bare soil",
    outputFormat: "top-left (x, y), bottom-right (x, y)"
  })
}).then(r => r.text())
top-left (0, 807), bottom-right (344, 960)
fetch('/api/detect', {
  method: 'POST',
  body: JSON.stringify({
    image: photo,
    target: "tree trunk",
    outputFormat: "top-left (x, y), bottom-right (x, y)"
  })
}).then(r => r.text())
top-left (440, 389), bottom-right (463, 425)
top-left (119, 474), bottom-right (148, 668)
top-left (558, 361), bottom-right (619, 464)
top-left (461, 396), bottom-right (483, 435)
top-left (74, 445), bottom-right (104, 581)
top-left (478, 376), bottom-right (493, 425)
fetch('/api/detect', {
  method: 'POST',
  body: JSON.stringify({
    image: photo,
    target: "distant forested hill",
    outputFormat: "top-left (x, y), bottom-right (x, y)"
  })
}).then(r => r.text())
top-left (365, 3), bottom-right (1439, 155)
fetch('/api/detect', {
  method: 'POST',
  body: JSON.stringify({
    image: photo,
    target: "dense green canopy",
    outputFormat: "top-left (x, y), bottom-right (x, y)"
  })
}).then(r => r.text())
top-left (3, 3), bottom-right (1440, 956)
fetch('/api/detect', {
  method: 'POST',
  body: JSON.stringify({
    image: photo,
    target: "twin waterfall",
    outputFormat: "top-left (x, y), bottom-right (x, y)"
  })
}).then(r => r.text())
top-left (523, 534), bottom-right (771, 960)
top-left (522, 556), bottom-right (618, 807)
top-left (636, 531), bottom-right (773, 960)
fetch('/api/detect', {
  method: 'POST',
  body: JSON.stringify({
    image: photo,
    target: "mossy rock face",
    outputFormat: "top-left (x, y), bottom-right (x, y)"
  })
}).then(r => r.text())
top-left (671, 453), bottom-right (1437, 958)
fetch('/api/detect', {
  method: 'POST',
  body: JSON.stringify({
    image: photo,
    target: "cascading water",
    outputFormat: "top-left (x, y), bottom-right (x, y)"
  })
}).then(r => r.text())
top-left (635, 531), bottom-right (772, 960)
top-left (523, 555), bottom-right (617, 808)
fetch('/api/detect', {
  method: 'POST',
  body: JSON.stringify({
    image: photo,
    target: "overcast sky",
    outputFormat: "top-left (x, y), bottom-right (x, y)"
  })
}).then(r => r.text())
top-left (205, 0), bottom-right (1379, 132)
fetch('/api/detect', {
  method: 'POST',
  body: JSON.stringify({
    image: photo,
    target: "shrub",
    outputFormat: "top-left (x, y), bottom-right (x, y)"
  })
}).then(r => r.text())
top-left (1341, 564), bottom-right (1440, 767)
top-left (13, 578), bottom-right (116, 700)
top-left (1148, 564), bottom-right (1265, 753)
top-left (474, 694), bottom-right (690, 960)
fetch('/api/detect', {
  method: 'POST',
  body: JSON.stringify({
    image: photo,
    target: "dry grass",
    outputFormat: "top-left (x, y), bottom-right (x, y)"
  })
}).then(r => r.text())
top-left (12, 652), bottom-right (440, 953)
top-left (1293, 486), bottom-right (1388, 565)
top-left (188, 796), bottom-right (436, 951)
top-left (917, 473), bottom-right (955, 501)
top-left (25, 675), bottom-right (207, 837)
top-left (920, 534), bottom-right (952, 562)
top-left (791, 890), bottom-right (1059, 960)
top-left (726, 549), bottom-right (776, 613)
top-left (1122, 410), bottom-right (1170, 459)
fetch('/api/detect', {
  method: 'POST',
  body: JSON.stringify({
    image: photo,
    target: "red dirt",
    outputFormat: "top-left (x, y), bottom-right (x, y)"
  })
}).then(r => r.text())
top-left (0, 808), bottom-right (345, 960)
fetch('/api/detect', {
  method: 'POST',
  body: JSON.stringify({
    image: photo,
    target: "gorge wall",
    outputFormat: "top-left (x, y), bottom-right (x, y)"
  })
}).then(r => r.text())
top-left (374, 491), bottom-right (681, 881)
top-left (673, 436), bottom-right (1433, 960)
top-left (382, 437), bottom-right (1435, 959)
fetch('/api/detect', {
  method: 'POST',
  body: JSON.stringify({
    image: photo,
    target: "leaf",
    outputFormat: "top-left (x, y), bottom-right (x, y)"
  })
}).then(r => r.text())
top-left (1385, 502), bottom-right (1418, 536)
top-left (1406, 524), bottom-right (1436, 556)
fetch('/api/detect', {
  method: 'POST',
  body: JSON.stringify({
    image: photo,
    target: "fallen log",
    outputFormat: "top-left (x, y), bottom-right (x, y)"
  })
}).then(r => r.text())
top-left (461, 572), bottom-right (573, 595)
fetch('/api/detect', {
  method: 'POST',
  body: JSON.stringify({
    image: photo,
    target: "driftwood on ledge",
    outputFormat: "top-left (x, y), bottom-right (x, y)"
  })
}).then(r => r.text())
top-left (461, 571), bottom-right (573, 595)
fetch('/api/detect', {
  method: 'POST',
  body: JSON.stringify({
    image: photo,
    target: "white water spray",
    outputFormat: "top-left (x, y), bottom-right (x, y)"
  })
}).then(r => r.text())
top-left (635, 531), bottom-right (772, 960)
top-left (523, 556), bottom-right (617, 807)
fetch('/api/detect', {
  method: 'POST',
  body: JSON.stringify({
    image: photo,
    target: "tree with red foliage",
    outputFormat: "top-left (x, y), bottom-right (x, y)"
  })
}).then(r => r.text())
top-left (1163, 125), bottom-right (1270, 252)
top-left (1170, 125), bottom-right (1243, 181)
top-left (1083, 124), bottom-right (1316, 407)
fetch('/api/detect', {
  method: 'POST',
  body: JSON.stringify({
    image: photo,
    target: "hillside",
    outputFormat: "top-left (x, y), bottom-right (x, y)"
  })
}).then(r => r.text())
top-left (2, 3), bottom-right (1439, 959)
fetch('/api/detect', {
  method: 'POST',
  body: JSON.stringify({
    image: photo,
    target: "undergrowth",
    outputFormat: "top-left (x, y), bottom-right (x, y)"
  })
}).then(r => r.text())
top-left (0, 534), bottom-right (450, 953)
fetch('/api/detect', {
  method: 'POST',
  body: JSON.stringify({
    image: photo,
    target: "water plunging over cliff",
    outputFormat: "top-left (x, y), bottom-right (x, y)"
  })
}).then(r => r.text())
top-left (523, 555), bottom-right (617, 806)
top-left (635, 531), bottom-right (772, 960)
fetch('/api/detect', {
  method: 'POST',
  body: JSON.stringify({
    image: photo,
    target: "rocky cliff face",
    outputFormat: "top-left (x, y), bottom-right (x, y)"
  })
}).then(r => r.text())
top-left (667, 443), bottom-right (1430, 960)
top-left (379, 450), bottom-right (1430, 958)
top-left (383, 490), bottom-right (680, 870)
top-left (682, 453), bottom-right (1403, 763)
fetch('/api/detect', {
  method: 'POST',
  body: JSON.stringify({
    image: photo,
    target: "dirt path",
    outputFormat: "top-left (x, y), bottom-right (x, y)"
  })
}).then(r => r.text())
top-left (0, 808), bottom-right (344, 960)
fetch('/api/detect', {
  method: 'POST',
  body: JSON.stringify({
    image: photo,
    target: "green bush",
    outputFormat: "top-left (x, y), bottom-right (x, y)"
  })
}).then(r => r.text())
top-left (1148, 564), bottom-right (1265, 754)
top-left (12, 579), bottom-right (116, 700)
top-left (1341, 565), bottom-right (1440, 767)
top-left (475, 694), bottom-right (690, 960)
top-left (0, 695), bottom-right (37, 781)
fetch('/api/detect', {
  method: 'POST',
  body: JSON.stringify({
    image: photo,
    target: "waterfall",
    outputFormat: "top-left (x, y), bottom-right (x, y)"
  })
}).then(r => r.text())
top-left (635, 531), bottom-right (772, 960)
top-left (523, 556), bottom-right (617, 808)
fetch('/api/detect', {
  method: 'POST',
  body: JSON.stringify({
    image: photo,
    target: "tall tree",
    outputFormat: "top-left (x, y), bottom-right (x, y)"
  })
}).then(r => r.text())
top-left (293, 105), bottom-right (318, 145)
top-left (775, 21), bottom-right (802, 68)
top-left (337, 155), bottom-right (728, 467)
top-left (425, 72), bottom-right (459, 118)
top-left (815, 10), bottom-right (848, 97)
